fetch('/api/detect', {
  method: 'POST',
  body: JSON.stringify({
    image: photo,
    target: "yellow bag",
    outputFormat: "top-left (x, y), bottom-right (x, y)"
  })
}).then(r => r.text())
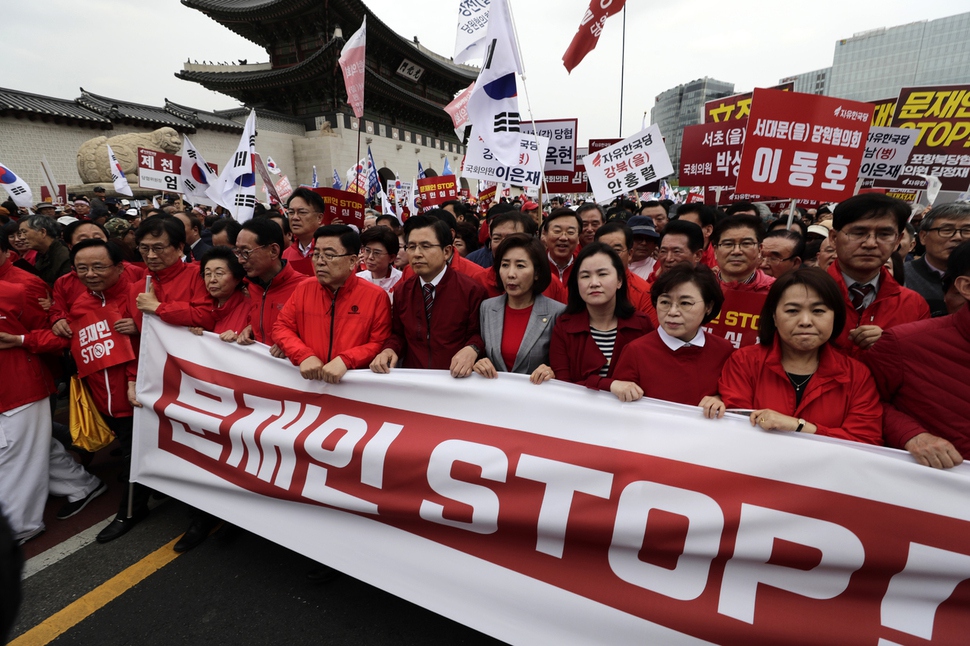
top-left (69, 376), bottom-right (115, 452)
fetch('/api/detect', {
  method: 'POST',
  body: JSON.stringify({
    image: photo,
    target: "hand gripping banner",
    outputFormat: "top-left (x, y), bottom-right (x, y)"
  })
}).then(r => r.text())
top-left (133, 318), bottom-right (970, 645)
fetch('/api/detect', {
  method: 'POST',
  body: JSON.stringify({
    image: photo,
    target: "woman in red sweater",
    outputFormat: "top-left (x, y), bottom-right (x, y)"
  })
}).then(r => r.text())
top-left (189, 247), bottom-right (250, 340)
top-left (549, 242), bottom-right (653, 392)
top-left (715, 267), bottom-right (883, 444)
top-left (612, 263), bottom-right (734, 405)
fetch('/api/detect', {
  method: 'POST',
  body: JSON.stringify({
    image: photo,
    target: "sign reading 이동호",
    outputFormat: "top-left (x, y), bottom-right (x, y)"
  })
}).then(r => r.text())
top-left (736, 89), bottom-right (873, 202)
top-left (133, 318), bottom-right (970, 646)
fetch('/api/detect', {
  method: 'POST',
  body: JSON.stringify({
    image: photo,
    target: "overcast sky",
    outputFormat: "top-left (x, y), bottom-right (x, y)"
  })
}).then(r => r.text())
top-left (5, 0), bottom-right (967, 142)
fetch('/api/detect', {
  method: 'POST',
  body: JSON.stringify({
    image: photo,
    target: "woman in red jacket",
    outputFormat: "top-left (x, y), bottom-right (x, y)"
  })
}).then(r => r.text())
top-left (716, 267), bottom-right (883, 444)
top-left (612, 263), bottom-right (734, 405)
top-left (190, 247), bottom-right (250, 340)
top-left (549, 242), bottom-right (653, 393)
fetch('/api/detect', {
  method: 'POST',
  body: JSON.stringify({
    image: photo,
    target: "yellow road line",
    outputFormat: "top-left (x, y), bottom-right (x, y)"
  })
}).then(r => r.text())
top-left (11, 537), bottom-right (182, 646)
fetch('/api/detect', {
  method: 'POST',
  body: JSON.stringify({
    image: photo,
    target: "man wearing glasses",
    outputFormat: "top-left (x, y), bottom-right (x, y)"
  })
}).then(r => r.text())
top-left (273, 224), bottom-right (390, 384)
top-left (826, 194), bottom-right (930, 357)
top-left (906, 202), bottom-right (970, 317)
top-left (760, 229), bottom-right (804, 278)
top-left (711, 215), bottom-right (775, 294)
top-left (370, 215), bottom-right (487, 376)
top-left (282, 188), bottom-right (325, 276)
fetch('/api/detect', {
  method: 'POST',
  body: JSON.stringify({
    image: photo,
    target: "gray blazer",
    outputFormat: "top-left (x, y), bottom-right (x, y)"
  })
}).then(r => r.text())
top-left (480, 294), bottom-right (566, 374)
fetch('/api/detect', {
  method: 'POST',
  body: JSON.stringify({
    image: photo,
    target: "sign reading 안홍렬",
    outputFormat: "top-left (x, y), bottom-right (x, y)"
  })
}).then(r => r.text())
top-left (735, 89), bottom-right (873, 202)
top-left (583, 125), bottom-right (673, 202)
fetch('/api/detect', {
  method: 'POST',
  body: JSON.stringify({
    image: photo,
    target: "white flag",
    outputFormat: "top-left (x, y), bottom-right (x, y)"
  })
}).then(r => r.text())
top-left (207, 110), bottom-right (258, 223)
top-left (339, 17), bottom-right (367, 119)
top-left (454, 0), bottom-right (491, 64)
top-left (40, 157), bottom-right (59, 202)
top-left (180, 136), bottom-right (218, 204)
top-left (379, 190), bottom-right (395, 216)
top-left (408, 177), bottom-right (418, 213)
top-left (0, 162), bottom-right (33, 208)
top-left (106, 144), bottom-right (133, 197)
top-left (466, 0), bottom-right (524, 168)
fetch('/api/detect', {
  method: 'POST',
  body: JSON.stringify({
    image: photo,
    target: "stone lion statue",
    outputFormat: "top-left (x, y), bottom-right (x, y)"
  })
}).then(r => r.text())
top-left (77, 127), bottom-right (182, 184)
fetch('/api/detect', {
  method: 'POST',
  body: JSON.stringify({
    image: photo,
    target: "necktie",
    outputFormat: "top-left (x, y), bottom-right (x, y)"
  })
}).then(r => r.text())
top-left (848, 283), bottom-right (874, 312)
top-left (423, 284), bottom-right (434, 319)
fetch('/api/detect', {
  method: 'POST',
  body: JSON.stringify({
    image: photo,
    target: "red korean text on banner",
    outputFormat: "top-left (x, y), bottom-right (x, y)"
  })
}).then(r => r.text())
top-left (703, 289), bottom-right (767, 349)
top-left (680, 120), bottom-right (748, 188)
top-left (418, 176), bottom-right (459, 211)
top-left (735, 89), bottom-right (874, 203)
top-left (444, 83), bottom-right (474, 132)
top-left (310, 188), bottom-right (366, 229)
top-left (338, 18), bottom-right (366, 119)
top-left (703, 83), bottom-right (794, 124)
top-left (70, 309), bottom-right (136, 379)
top-left (478, 184), bottom-right (497, 203)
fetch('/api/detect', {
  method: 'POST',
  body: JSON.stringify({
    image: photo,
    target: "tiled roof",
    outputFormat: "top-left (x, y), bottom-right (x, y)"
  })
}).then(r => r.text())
top-left (0, 86), bottom-right (111, 124)
top-left (164, 100), bottom-right (244, 131)
top-left (78, 89), bottom-right (195, 130)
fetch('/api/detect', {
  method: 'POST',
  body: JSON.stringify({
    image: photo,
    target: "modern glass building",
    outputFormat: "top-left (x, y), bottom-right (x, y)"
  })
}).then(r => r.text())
top-left (650, 77), bottom-right (735, 179)
top-left (779, 68), bottom-right (830, 96)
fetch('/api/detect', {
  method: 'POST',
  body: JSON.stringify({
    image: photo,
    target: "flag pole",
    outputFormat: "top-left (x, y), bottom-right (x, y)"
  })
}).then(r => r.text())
top-left (506, 0), bottom-right (549, 198)
top-left (355, 119), bottom-right (363, 199)
top-left (618, 5), bottom-right (627, 138)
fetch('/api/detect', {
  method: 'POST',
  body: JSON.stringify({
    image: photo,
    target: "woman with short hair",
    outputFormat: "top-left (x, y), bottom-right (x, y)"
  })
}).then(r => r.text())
top-left (356, 225), bottom-right (402, 297)
top-left (194, 247), bottom-right (249, 341)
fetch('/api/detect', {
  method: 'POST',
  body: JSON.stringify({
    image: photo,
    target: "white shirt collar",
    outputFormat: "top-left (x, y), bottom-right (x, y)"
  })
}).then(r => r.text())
top-left (841, 270), bottom-right (880, 291)
top-left (420, 264), bottom-right (447, 288)
top-left (658, 326), bottom-right (707, 351)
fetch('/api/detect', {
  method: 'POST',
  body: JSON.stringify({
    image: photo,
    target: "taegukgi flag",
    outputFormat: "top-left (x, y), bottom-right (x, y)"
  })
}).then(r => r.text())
top-left (105, 145), bottom-right (133, 197)
top-left (180, 135), bottom-right (217, 203)
top-left (207, 109), bottom-right (258, 222)
top-left (339, 16), bottom-right (367, 119)
top-left (454, 0), bottom-right (491, 64)
top-left (465, 0), bottom-right (524, 168)
top-left (265, 157), bottom-right (281, 175)
top-left (0, 162), bottom-right (33, 208)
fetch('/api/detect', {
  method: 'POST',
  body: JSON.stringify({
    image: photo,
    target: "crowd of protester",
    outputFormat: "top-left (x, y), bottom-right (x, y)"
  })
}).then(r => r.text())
top-left (1, 187), bottom-right (969, 597)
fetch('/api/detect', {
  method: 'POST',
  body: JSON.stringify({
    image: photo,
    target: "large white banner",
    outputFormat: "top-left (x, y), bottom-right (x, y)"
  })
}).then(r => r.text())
top-left (462, 133), bottom-right (548, 188)
top-left (583, 125), bottom-right (673, 202)
top-left (133, 318), bottom-right (970, 646)
top-left (861, 126), bottom-right (919, 184)
top-left (454, 0), bottom-right (490, 65)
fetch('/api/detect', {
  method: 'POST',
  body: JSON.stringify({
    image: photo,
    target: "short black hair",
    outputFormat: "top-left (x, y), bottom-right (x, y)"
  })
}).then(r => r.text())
top-left (455, 222), bottom-right (480, 254)
top-left (442, 199), bottom-right (465, 217)
top-left (712, 214), bottom-right (765, 245)
top-left (832, 194), bottom-right (910, 233)
top-left (176, 211), bottom-right (202, 233)
top-left (314, 224), bottom-right (360, 255)
top-left (360, 225), bottom-right (400, 256)
top-left (659, 219), bottom-right (705, 253)
top-left (199, 246), bottom-right (246, 283)
top-left (565, 242), bottom-right (635, 318)
top-left (650, 263), bottom-right (724, 324)
top-left (758, 267), bottom-right (846, 347)
top-left (210, 218), bottom-right (243, 246)
top-left (489, 211), bottom-right (531, 235)
top-left (287, 187), bottom-right (327, 214)
top-left (240, 218), bottom-right (284, 251)
top-left (134, 216), bottom-right (185, 249)
top-left (576, 203), bottom-right (605, 221)
top-left (640, 200), bottom-right (667, 214)
top-left (426, 208), bottom-right (458, 235)
top-left (70, 238), bottom-right (123, 265)
top-left (542, 207), bottom-right (582, 233)
top-left (492, 233), bottom-right (551, 296)
top-left (594, 220), bottom-right (633, 250)
top-left (675, 204), bottom-right (717, 229)
top-left (943, 240), bottom-right (970, 293)
top-left (376, 214), bottom-right (402, 230)
top-left (64, 220), bottom-right (108, 246)
top-left (764, 229), bottom-right (806, 261)
top-left (725, 201), bottom-right (758, 216)
top-left (404, 214), bottom-right (452, 248)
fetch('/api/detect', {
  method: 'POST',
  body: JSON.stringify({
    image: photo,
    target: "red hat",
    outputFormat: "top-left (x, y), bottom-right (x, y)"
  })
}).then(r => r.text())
top-left (522, 200), bottom-right (539, 211)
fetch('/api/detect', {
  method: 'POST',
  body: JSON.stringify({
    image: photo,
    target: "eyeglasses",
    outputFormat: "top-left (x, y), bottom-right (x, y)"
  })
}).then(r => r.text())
top-left (287, 209), bottom-right (318, 218)
top-left (925, 226), bottom-right (970, 239)
top-left (360, 246), bottom-right (387, 257)
top-left (232, 245), bottom-right (265, 261)
top-left (839, 228), bottom-right (898, 244)
top-left (716, 240), bottom-right (759, 251)
top-left (75, 265), bottom-right (114, 275)
top-left (203, 270), bottom-right (231, 280)
top-left (137, 243), bottom-right (172, 256)
top-left (405, 243), bottom-right (445, 253)
top-left (656, 298), bottom-right (699, 312)
top-left (312, 250), bottom-right (354, 262)
top-left (762, 255), bottom-right (796, 264)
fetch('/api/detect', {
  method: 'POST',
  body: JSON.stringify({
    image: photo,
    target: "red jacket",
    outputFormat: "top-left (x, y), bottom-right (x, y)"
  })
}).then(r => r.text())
top-left (213, 289), bottom-right (252, 335)
top-left (50, 262), bottom-right (143, 325)
top-left (827, 262), bottom-right (930, 358)
top-left (399, 251), bottom-right (491, 290)
top-left (626, 269), bottom-right (659, 327)
top-left (24, 277), bottom-right (138, 418)
top-left (550, 309), bottom-right (653, 391)
top-left (274, 273), bottom-right (392, 369)
top-left (718, 339), bottom-right (883, 445)
top-left (861, 305), bottom-right (970, 458)
top-left (244, 261), bottom-right (312, 345)
top-left (129, 261), bottom-right (216, 332)
top-left (385, 268), bottom-right (487, 369)
top-left (0, 264), bottom-right (54, 412)
top-left (282, 240), bottom-right (315, 276)
top-left (719, 268), bottom-right (775, 294)
top-left (701, 244), bottom-right (717, 269)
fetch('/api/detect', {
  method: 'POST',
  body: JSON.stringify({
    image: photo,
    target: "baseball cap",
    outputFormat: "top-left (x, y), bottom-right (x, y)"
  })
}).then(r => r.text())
top-left (104, 218), bottom-right (131, 237)
top-left (627, 216), bottom-right (660, 238)
top-left (522, 200), bottom-right (539, 211)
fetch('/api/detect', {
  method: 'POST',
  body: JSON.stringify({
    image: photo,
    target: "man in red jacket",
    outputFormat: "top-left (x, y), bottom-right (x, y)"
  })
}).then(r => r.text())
top-left (371, 215), bottom-right (486, 376)
top-left (234, 218), bottom-right (312, 354)
top-left (282, 188), bottom-right (325, 276)
top-left (274, 224), bottom-right (391, 383)
top-left (862, 241), bottom-right (970, 468)
top-left (673, 204), bottom-right (718, 269)
top-left (541, 208), bottom-right (582, 284)
top-left (712, 215), bottom-right (775, 294)
top-left (130, 217), bottom-right (216, 332)
top-left (826, 194), bottom-right (930, 357)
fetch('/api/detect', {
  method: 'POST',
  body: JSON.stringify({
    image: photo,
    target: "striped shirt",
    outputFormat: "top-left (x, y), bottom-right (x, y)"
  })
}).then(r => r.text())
top-left (590, 327), bottom-right (618, 377)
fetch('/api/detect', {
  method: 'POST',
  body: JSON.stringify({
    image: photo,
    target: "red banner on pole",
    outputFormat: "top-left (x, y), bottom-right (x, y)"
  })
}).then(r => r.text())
top-left (704, 83), bottom-right (794, 124)
top-left (310, 187), bottom-right (366, 229)
top-left (418, 176), bottom-right (459, 211)
top-left (680, 120), bottom-right (748, 188)
top-left (562, 0), bottom-right (627, 73)
top-left (735, 89), bottom-right (873, 202)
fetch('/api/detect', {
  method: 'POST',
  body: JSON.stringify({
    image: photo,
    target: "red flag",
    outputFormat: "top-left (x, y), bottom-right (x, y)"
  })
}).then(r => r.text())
top-left (562, 0), bottom-right (626, 73)
top-left (338, 16), bottom-right (367, 118)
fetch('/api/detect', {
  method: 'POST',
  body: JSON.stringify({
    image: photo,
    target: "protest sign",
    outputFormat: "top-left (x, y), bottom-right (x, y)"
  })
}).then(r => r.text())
top-left (137, 148), bottom-right (181, 192)
top-left (859, 127), bottom-right (918, 184)
top-left (704, 82), bottom-right (793, 124)
top-left (703, 290), bottom-right (767, 349)
top-left (274, 175), bottom-right (293, 202)
top-left (870, 97), bottom-right (897, 128)
top-left (584, 125), bottom-right (673, 203)
top-left (462, 133), bottom-right (548, 188)
top-left (134, 318), bottom-right (970, 646)
top-left (736, 89), bottom-right (873, 202)
top-left (520, 119), bottom-right (579, 172)
top-left (478, 184), bottom-right (497, 203)
top-left (40, 184), bottom-right (67, 206)
top-left (444, 83), bottom-right (475, 133)
top-left (417, 176), bottom-right (459, 210)
top-left (70, 309), bottom-right (136, 379)
top-left (310, 187), bottom-right (366, 228)
top-left (254, 153), bottom-right (283, 204)
top-left (680, 120), bottom-right (747, 187)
